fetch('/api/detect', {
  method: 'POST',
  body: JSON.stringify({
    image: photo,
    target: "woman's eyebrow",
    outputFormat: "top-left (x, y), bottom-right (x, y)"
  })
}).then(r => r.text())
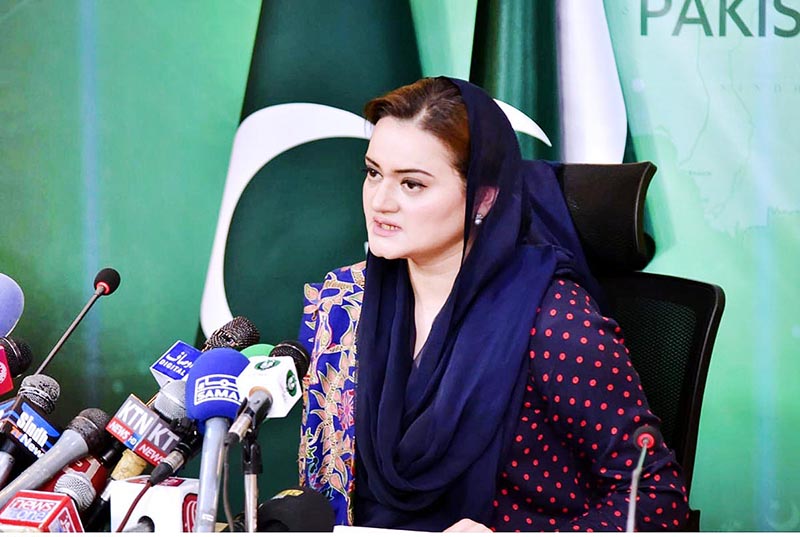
top-left (365, 156), bottom-right (434, 177)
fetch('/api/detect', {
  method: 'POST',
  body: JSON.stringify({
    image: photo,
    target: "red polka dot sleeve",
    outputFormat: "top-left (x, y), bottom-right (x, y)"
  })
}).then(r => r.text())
top-left (490, 279), bottom-right (690, 532)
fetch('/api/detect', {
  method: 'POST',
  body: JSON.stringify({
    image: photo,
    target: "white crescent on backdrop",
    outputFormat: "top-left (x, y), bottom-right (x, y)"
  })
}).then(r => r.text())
top-left (199, 102), bottom-right (552, 337)
top-left (767, 500), bottom-right (800, 532)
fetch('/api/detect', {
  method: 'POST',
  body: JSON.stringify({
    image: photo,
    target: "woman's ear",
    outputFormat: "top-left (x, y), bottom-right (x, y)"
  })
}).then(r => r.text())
top-left (476, 186), bottom-right (498, 217)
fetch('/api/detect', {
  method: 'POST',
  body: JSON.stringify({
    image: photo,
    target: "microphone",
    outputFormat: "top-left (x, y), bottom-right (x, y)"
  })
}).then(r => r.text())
top-left (148, 427), bottom-right (201, 486)
top-left (33, 453), bottom-right (111, 516)
top-left (0, 274), bottom-right (24, 336)
top-left (200, 316), bottom-right (260, 352)
top-left (185, 347), bottom-right (250, 532)
top-left (231, 487), bottom-right (335, 532)
top-left (227, 340), bottom-right (311, 444)
top-left (0, 407), bottom-right (110, 508)
top-left (53, 463), bottom-right (102, 512)
top-left (34, 267), bottom-right (120, 375)
top-left (0, 374), bottom-right (61, 487)
top-left (93, 267), bottom-right (121, 296)
top-left (0, 336), bottom-right (34, 395)
top-left (625, 424), bottom-right (664, 533)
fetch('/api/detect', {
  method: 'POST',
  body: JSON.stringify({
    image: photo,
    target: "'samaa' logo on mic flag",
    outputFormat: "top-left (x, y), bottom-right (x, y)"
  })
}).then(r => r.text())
top-left (193, 374), bottom-right (241, 405)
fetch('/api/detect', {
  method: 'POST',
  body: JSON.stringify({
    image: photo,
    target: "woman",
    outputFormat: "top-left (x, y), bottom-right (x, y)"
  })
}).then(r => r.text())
top-left (298, 77), bottom-right (689, 531)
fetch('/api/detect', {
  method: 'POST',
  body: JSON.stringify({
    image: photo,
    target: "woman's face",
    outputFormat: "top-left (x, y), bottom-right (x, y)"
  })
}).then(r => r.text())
top-left (363, 117), bottom-right (466, 266)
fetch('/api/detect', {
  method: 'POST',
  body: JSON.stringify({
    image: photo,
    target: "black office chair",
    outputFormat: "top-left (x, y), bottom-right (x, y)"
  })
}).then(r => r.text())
top-left (559, 162), bottom-right (726, 531)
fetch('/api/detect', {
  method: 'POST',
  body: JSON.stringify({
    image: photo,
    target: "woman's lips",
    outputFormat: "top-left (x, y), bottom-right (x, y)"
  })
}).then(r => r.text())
top-left (371, 218), bottom-right (401, 237)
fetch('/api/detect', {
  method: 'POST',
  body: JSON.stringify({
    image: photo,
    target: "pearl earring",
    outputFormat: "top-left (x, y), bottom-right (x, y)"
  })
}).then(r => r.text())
top-left (474, 213), bottom-right (484, 225)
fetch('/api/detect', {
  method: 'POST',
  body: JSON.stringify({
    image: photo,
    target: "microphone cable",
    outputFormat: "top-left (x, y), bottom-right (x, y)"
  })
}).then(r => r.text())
top-left (115, 480), bottom-right (152, 533)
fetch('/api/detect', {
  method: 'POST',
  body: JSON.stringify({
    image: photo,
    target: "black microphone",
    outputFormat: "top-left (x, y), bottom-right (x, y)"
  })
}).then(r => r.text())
top-left (625, 424), bottom-right (664, 532)
top-left (0, 336), bottom-right (34, 378)
top-left (148, 426), bottom-right (201, 486)
top-left (232, 487), bottom-right (335, 532)
top-left (200, 316), bottom-right (260, 352)
top-left (34, 267), bottom-right (120, 375)
top-left (0, 408), bottom-right (111, 508)
top-left (0, 336), bottom-right (34, 397)
top-left (0, 374), bottom-right (61, 487)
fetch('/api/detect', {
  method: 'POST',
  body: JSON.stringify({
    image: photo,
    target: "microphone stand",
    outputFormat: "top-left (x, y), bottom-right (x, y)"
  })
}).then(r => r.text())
top-left (35, 287), bottom-right (104, 374)
top-left (626, 436), bottom-right (652, 533)
top-left (241, 432), bottom-right (262, 533)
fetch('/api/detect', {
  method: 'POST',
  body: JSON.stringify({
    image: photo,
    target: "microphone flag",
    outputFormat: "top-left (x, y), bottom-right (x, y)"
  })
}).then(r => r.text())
top-left (0, 490), bottom-right (84, 532)
top-left (105, 394), bottom-right (181, 465)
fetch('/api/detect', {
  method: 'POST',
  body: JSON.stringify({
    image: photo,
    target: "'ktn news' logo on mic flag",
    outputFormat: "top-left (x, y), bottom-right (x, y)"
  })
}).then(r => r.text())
top-left (192, 374), bottom-right (240, 406)
top-left (105, 395), bottom-right (181, 465)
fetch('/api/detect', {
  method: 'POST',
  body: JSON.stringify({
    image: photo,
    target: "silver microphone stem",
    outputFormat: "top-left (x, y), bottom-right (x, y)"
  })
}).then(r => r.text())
top-left (244, 474), bottom-right (258, 532)
top-left (0, 452), bottom-right (15, 488)
top-left (195, 417), bottom-right (228, 533)
top-left (0, 429), bottom-right (88, 509)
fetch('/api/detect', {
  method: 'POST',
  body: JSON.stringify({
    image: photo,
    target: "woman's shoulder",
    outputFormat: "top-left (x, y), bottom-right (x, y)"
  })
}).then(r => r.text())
top-left (307, 261), bottom-right (366, 292)
top-left (300, 261), bottom-right (366, 345)
top-left (532, 276), bottom-right (620, 343)
top-left (303, 261), bottom-right (366, 314)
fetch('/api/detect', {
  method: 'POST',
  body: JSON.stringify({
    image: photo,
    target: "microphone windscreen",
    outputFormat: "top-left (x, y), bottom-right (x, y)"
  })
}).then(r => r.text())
top-left (203, 316), bottom-right (260, 351)
top-left (0, 336), bottom-right (34, 377)
top-left (67, 408), bottom-right (112, 453)
top-left (0, 273), bottom-right (24, 336)
top-left (53, 472), bottom-right (96, 511)
top-left (153, 379), bottom-right (187, 420)
top-left (93, 267), bottom-right (121, 295)
top-left (257, 487), bottom-right (334, 532)
top-left (270, 340), bottom-right (311, 378)
top-left (633, 424), bottom-right (663, 450)
top-left (18, 374), bottom-right (61, 414)
top-left (185, 348), bottom-right (249, 426)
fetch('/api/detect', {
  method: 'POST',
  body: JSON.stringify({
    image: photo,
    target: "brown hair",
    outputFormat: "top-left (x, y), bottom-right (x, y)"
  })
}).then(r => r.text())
top-left (364, 77), bottom-right (470, 181)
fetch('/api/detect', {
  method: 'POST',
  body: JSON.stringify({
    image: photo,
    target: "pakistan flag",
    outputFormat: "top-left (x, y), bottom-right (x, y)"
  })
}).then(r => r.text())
top-left (200, 1), bottom-right (421, 343)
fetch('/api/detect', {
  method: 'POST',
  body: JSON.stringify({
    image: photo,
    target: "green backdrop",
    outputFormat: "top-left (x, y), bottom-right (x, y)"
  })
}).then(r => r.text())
top-left (1, 0), bottom-right (798, 531)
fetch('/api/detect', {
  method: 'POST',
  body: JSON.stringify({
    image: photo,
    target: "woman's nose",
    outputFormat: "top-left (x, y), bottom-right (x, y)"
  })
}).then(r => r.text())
top-left (370, 181), bottom-right (398, 212)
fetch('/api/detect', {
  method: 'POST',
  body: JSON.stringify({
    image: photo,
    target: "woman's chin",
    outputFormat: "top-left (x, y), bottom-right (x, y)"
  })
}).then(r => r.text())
top-left (367, 243), bottom-right (404, 260)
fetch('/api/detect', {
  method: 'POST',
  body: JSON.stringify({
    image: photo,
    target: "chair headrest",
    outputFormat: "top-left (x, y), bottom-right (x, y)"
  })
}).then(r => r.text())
top-left (558, 161), bottom-right (657, 273)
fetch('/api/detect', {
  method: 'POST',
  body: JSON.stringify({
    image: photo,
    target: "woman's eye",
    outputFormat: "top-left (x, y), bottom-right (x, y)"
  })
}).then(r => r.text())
top-left (402, 179), bottom-right (425, 191)
top-left (362, 167), bottom-right (380, 179)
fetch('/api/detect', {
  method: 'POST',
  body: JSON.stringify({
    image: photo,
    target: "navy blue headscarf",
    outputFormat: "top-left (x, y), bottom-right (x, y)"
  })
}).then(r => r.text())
top-left (354, 78), bottom-right (600, 530)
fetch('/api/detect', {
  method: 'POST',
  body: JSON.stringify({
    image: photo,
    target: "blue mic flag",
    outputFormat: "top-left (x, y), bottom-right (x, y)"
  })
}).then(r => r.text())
top-left (185, 348), bottom-right (249, 432)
